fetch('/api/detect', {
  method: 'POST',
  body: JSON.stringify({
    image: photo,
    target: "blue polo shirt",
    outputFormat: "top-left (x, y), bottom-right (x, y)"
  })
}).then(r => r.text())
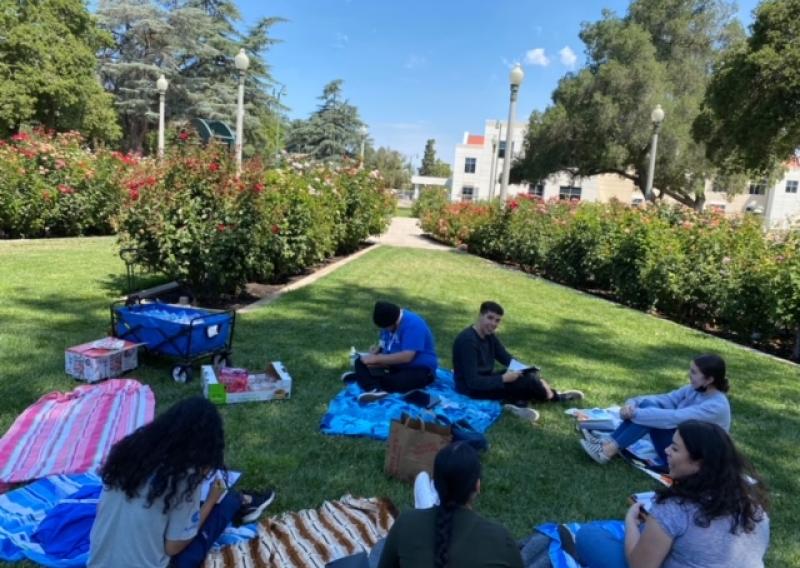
top-left (379, 309), bottom-right (438, 371)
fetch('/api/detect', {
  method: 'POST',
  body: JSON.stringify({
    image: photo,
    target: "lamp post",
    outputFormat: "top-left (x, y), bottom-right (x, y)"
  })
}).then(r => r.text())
top-left (273, 84), bottom-right (286, 162)
top-left (156, 74), bottom-right (168, 159)
top-left (359, 126), bottom-right (368, 167)
top-left (488, 119), bottom-right (501, 199)
top-left (499, 64), bottom-right (524, 201)
top-left (234, 48), bottom-right (250, 176)
top-left (644, 104), bottom-right (665, 201)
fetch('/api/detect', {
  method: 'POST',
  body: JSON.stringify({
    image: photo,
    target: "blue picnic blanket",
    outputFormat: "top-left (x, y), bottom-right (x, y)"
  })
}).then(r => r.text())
top-left (0, 474), bottom-right (258, 567)
top-left (320, 369), bottom-right (503, 440)
top-left (533, 521), bottom-right (625, 568)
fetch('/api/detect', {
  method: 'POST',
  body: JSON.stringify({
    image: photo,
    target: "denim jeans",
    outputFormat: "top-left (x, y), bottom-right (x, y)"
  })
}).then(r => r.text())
top-left (172, 491), bottom-right (241, 568)
top-left (575, 522), bottom-right (629, 568)
top-left (610, 399), bottom-right (675, 464)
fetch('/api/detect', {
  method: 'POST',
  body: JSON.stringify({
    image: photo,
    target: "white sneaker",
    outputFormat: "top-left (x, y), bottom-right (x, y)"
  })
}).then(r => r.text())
top-left (580, 428), bottom-right (611, 445)
top-left (358, 389), bottom-right (389, 403)
top-left (580, 439), bottom-right (611, 464)
top-left (503, 404), bottom-right (540, 423)
top-left (340, 371), bottom-right (357, 383)
top-left (413, 471), bottom-right (439, 509)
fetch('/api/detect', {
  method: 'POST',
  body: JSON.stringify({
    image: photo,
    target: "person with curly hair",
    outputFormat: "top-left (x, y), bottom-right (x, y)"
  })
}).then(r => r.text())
top-left (580, 354), bottom-right (731, 466)
top-left (571, 420), bottom-right (770, 567)
top-left (88, 397), bottom-right (275, 568)
top-left (377, 442), bottom-right (522, 568)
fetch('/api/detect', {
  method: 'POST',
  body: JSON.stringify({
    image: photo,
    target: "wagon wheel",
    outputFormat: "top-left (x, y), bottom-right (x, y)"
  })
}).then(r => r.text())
top-left (212, 352), bottom-right (232, 368)
top-left (172, 365), bottom-right (192, 384)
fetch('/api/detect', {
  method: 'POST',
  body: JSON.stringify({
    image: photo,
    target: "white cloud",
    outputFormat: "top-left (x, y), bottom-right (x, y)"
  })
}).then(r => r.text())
top-left (500, 57), bottom-right (515, 69)
top-left (403, 54), bottom-right (427, 70)
top-left (524, 48), bottom-right (550, 67)
top-left (559, 46), bottom-right (577, 68)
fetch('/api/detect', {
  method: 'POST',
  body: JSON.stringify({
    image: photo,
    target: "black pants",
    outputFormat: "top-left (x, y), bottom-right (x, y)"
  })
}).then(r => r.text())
top-left (354, 358), bottom-right (435, 393)
top-left (466, 371), bottom-right (557, 404)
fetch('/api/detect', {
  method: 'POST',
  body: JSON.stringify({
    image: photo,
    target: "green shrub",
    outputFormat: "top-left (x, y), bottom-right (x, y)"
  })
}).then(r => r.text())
top-left (0, 129), bottom-right (132, 238)
top-left (413, 186), bottom-right (448, 219)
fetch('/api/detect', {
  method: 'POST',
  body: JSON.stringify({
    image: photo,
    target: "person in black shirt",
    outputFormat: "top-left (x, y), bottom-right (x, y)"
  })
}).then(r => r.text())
top-left (452, 301), bottom-right (584, 423)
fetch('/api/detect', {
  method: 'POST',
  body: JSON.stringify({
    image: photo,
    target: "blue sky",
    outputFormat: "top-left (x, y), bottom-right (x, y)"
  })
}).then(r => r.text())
top-left (239, 0), bottom-right (761, 169)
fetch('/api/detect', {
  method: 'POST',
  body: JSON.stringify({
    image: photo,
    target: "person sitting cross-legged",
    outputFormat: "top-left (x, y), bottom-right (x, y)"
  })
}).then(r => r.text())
top-left (580, 354), bottom-right (731, 467)
top-left (88, 397), bottom-right (275, 568)
top-left (452, 301), bottom-right (584, 424)
top-left (342, 301), bottom-right (438, 404)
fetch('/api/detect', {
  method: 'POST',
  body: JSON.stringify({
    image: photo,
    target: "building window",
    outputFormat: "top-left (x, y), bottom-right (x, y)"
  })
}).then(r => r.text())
top-left (559, 186), bottom-right (582, 201)
top-left (786, 180), bottom-right (799, 194)
top-left (497, 141), bottom-right (506, 159)
top-left (748, 181), bottom-right (767, 195)
top-left (461, 186), bottom-right (475, 201)
top-left (464, 157), bottom-right (476, 174)
top-left (528, 182), bottom-right (544, 197)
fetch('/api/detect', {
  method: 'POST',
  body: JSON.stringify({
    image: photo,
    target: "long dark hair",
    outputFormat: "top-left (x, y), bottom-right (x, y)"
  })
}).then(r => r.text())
top-left (101, 397), bottom-right (226, 513)
top-left (693, 354), bottom-right (729, 392)
top-left (656, 420), bottom-right (768, 534)
top-left (433, 442), bottom-right (481, 568)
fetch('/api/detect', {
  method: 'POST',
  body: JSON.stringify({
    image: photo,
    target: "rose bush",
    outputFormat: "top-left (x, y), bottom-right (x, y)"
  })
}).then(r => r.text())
top-left (0, 129), bottom-right (134, 238)
top-left (417, 195), bottom-right (800, 356)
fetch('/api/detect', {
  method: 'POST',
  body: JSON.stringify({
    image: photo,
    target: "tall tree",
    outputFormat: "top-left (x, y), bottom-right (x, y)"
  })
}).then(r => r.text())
top-left (694, 0), bottom-right (800, 173)
top-left (0, 0), bottom-right (120, 142)
top-left (512, 0), bottom-right (744, 209)
top-left (418, 139), bottom-right (452, 177)
top-left (97, 0), bottom-right (283, 153)
top-left (364, 146), bottom-right (413, 189)
top-left (284, 80), bottom-right (364, 160)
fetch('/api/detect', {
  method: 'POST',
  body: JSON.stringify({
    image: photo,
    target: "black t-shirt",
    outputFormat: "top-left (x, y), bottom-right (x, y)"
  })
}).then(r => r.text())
top-left (378, 507), bottom-right (523, 568)
top-left (452, 326), bottom-right (513, 394)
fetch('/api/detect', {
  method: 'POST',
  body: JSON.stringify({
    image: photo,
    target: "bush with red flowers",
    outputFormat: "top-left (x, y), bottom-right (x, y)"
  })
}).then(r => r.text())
top-left (0, 129), bottom-right (134, 238)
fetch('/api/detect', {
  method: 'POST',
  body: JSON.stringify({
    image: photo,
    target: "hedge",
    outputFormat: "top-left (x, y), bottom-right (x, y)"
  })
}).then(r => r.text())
top-left (419, 195), bottom-right (800, 358)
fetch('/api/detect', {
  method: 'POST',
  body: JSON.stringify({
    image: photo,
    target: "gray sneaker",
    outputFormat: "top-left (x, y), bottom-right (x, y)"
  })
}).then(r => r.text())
top-left (580, 428), bottom-right (610, 445)
top-left (580, 439), bottom-right (611, 464)
top-left (556, 389), bottom-right (585, 402)
top-left (358, 389), bottom-right (389, 404)
top-left (503, 404), bottom-right (540, 423)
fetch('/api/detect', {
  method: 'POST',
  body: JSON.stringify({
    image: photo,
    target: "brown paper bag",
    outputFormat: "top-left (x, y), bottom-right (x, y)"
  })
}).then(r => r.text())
top-left (384, 414), bottom-right (452, 483)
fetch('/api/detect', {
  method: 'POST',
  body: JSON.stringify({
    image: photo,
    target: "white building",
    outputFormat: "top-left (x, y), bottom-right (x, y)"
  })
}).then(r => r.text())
top-left (450, 119), bottom-right (641, 204)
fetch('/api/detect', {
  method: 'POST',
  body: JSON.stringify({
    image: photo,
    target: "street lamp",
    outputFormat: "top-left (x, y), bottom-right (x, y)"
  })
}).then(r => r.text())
top-left (234, 48), bottom-right (250, 176)
top-left (499, 64), bottom-right (524, 201)
top-left (272, 85), bottom-right (286, 162)
top-left (359, 125), bottom-right (368, 167)
top-left (644, 104), bottom-right (665, 201)
top-left (156, 74), bottom-right (168, 159)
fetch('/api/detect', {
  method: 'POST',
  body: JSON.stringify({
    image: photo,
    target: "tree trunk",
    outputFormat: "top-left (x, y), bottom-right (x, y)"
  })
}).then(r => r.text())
top-left (793, 326), bottom-right (800, 361)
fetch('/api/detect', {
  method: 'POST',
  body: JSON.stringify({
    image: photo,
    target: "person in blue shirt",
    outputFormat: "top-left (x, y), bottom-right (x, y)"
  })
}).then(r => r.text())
top-left (344, 301), bottom-right (438, 403)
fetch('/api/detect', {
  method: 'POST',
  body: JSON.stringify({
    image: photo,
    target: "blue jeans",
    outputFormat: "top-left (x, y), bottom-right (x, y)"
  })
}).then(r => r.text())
top-left (610, 400), bottom-right (674, 465)
top-left (172, 491), bottom-right (241, 568)
top-left (575, 522), bottom-right (628, 568)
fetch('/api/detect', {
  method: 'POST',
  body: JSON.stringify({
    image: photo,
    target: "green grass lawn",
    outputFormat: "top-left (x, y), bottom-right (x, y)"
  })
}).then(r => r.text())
top-left (1, 239), bottom-right (799, 566)
top-left (393, 205), bottom-right (416, 218)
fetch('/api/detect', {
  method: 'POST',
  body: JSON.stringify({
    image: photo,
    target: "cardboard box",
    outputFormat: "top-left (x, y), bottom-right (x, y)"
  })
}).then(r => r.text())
top-left (65, 337), bottom-right (141, 382)
top-left (202, 363), bottom-right (293, 404)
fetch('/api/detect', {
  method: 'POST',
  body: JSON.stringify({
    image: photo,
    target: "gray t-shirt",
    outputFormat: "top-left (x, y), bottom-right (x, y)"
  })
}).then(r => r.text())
top-left (650, 500), bottom-right (769, 568)
top-left (88, 480), bottom-right (202, 568)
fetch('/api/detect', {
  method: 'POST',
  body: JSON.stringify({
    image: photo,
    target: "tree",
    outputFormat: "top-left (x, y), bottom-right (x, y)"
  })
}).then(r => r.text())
top-left (0, 0), bottom-right (121, 142)
top-left (285, 80), bottom-right (365, 160)
top-left (694, 0), bottom-right (800, 173)
top-left (364, 146), bottom-right (413, 189)
top-left (512, 0), bottom-right (744, 209)
top-left (96, 0), bottom-right (283, 153)
top-left (418, 138), bottom-right (452, 178)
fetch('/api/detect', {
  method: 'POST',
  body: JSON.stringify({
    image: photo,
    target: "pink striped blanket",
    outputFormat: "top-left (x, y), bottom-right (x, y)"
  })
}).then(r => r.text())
top-left (0, 379), bottom-right (154, 491)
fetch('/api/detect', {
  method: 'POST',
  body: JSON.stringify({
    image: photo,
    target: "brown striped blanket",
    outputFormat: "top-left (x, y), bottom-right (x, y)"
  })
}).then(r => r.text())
top-left (203, 495), bottom-right (398, 568)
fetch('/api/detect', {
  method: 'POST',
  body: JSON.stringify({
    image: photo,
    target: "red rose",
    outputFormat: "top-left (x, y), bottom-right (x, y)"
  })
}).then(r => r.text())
top-left (209, 162), bottom-right (220, 172)
top-left (217, 223), bottom-right (226, 232)
top-left (11, 132), bottom-right (29, 142)
top-left (57, 184), bottom-right (75, 195)
top-left (179, 130), bottom-right (190, 141)
top-left (129, 188), bottom-right (140, 201)
top-left (271, 224), bottom-right (280, 235)
top-left (252, 182), bottom-right (264, 193)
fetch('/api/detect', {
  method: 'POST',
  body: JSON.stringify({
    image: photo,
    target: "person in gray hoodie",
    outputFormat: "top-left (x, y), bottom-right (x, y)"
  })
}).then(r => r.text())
top-left (580, 354), bottom-right (731, 466)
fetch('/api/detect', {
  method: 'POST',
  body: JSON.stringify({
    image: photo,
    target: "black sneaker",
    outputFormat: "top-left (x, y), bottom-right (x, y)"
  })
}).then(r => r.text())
top-left (236, 489), bottom-right (276, 524)
top-left (358, 389), bottom-right (389, 403)
top-left (340, 371), bottom-right (357, 384)
top-left (556, 389), bottom-right (585, 403)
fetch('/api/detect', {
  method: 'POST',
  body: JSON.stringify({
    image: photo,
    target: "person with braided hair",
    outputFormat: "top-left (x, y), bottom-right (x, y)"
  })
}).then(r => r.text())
top-left (377, 442), bottom-right (522, 568)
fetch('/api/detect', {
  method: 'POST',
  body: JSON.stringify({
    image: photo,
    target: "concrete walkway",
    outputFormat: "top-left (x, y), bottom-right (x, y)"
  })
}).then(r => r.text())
top-left (368, 217), bottom-right (451, 250)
